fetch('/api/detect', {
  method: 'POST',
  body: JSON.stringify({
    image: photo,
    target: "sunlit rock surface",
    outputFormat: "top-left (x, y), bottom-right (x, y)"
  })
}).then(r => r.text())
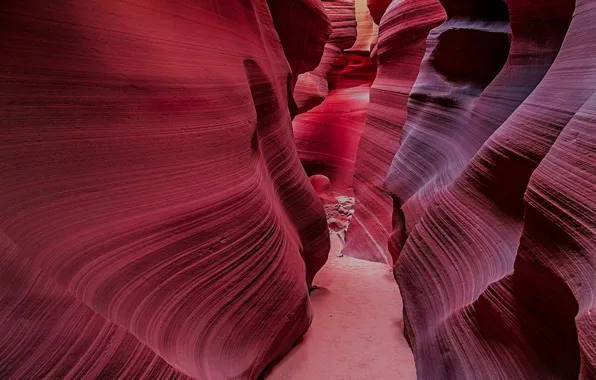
top-left (293, 51), bottom-right (376, 190)
top-left (0, 1), bottom-right (330, 379)
top-left (350, 0), bottom-right (379, 52)
top-left (293, 0), bottom-right (377, 191)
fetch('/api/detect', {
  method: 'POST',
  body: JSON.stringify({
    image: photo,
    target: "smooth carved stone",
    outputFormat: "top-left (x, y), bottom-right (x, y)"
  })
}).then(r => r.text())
top-left (367, 0), bottom-right (393, 24)
top-left (266, 0), bottom-right (332, 92)
top-left (310, 174), bottom-right (338, 204)
top-left (343, 0), bottom-right (445, 264)
top-left (394, 0), bottom-right (595, 378)
top-left (293, 0), bottom-right (358, 114)
top-left (293, 50), bottom-right (377, 191)
top-left (349, 0), bottom-right (378, 52)
top-left (386, 0), bottom-right (513, 258)
top-left (293, 0), bottom-right (377, 191)
top-left (0, 1), bottom-right (330, 379)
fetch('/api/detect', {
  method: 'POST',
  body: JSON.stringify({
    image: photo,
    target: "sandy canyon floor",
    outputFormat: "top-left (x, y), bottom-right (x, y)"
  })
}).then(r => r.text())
top-left (265, 234), bottom-right (416, 379)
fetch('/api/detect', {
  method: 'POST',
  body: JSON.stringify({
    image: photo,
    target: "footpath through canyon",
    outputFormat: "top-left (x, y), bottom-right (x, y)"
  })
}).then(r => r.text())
top-left (1, 0), bottom-right (595, 379)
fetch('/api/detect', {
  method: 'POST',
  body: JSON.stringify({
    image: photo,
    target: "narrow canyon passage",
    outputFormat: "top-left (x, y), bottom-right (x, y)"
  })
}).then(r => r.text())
top-left (293, 0), bottom-right (377, 191)
top-left (263, 5), bottom-right (418, 376)
top-left (1, 0), bottom-right (595, 379)
top-left (265, 235), bottom-right (415, 379)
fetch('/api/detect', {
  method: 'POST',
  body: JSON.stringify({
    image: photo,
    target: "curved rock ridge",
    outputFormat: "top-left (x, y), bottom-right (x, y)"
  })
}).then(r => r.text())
top-left (293, 0), bottom-right (377, 191)
top-left (266, 0), bottom-right (332, 92)
top-left (386, 0), bottom-right (513, 258)
top-left (343, 0), bottom-right (445, 263)
top-left (394, 0), bottom-right (596, 378)
top-left (0, 1), bottom-right (330, 379)
top-left (518, 91), bottom-right (596, 379)
top-left (367, 0), bottom-right (393, 24)
top-left (293, 0), bottom-right (358, 113)
top-left (349, 0), bottom-right (379, 52)
top-left (0, 231), bottom-right (191, 379)
top-left (293, 51), bottom-right (377, 190)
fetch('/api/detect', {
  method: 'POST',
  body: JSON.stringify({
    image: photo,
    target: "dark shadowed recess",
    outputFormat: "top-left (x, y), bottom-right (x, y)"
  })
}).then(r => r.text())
top-left (431, 28), bottom-right (511, 87)
top-left (441, 0), bottom-right (510, 21)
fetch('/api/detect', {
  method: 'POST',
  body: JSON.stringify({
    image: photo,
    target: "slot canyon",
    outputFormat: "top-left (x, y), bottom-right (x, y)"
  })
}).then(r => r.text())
top-left (1, 0), bottom-right (595, 379)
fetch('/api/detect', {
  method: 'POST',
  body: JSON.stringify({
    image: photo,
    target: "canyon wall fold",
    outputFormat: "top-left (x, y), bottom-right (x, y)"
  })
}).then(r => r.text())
top-left (293, 0), bottom-right (377, 191)
top-left (367, 0), bottom-right (393, 24)
top-left (2, 0), bottom-right (595, 378)
top-left (293, 0), bottom-right (358, 114)
top-left (266, 0), bottom-right (332, 95)
top-left (386, 0), bottom-right (514, 255)
top-left (0, 1), bottom-right (330, 379)
top-left (293, 50), bottom-right (377, 190)
top-left (343, 0), bottom-right (446, 263)
top-left (518, 91), bottom-right (596, 379)
top-left (389, 0), bottom-right (596, 378)
top-left (0, 230), bottom-right (191, 379)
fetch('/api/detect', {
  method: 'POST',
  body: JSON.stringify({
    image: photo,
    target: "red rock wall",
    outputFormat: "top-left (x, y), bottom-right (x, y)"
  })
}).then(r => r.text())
top-left (293, 52), bottom-right (376, 190)
top-left (267, 0), bottom-right (332, 96)
top-left (0, 230), bottom-right (191, 379)
top-left (518, 91), bottom-right (596, 379)
top-left (293, 0), bottom-right (358, 113)
top-left (390, 0), bottom-right (596, 377)
top-left (386, 0), bottom-right (513, 255)
top-left (343, 0), bottom-right (445, 263)
top-left (2, 0), bottom-right (595, 378)
top-left (367, 0), bottom-right (393, 24)
top-left (292, 0), bottom-right (377, 191)
top-left (0, 1), bottom-right (330, 379)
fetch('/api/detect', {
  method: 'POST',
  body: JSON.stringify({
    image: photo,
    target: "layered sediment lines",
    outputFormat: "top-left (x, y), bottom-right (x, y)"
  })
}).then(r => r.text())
top-left (267, 0), bottom-right (332, 97)
top-left (386, 0), bottom-right (513, 255)
top-left (518, 91), bottom-right (596, 379)
top-left (293, 0), bottom-right (377, 191)
top-left (389, 0), bottom-right (596, 378)
top-left (2, 0), bottom-right (596, 378)
top-left (367, 0), bottom-right (393, 24)
top-left (343, 0), bottom-right (445, 263)
top-left (293, 0), bottom-right (358, 113)
top-left (0, 231), bottom-right (191, 379)
top-left (294, 51), bottom-right (376, 190)
top-left (0, 1), bottom-right (330, 379)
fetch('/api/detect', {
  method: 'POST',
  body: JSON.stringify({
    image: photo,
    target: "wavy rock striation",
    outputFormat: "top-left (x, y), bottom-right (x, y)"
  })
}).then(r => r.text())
top-left (343, 0), bottom-right (445, 263)
top-left (293, 0), bottom-right (358, 113)
top-left (367, 0), bottom-right (393, 24)
top-left (386, 0), bottom-right (513, 256)
top-left (0, 1), bottom-right (330, 379)
top-left (293, 51), bottom-right (376, 190)
top-left (2, 0), bottom-right (595, 378)
top-left (392, 0), bottom-right (596, 378)
top-left (0, 230), bottom-right (191, 379)
top-left (266, 0), bottom-right (332, 97)
top-left (517, 91), bottom-right (596, 379)
top-left (293, 0), bottom-right (377, 191)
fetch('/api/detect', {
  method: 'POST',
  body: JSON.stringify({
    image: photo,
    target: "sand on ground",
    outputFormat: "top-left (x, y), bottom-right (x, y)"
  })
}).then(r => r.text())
top-left (266, 234), bottom-right (416, 380)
